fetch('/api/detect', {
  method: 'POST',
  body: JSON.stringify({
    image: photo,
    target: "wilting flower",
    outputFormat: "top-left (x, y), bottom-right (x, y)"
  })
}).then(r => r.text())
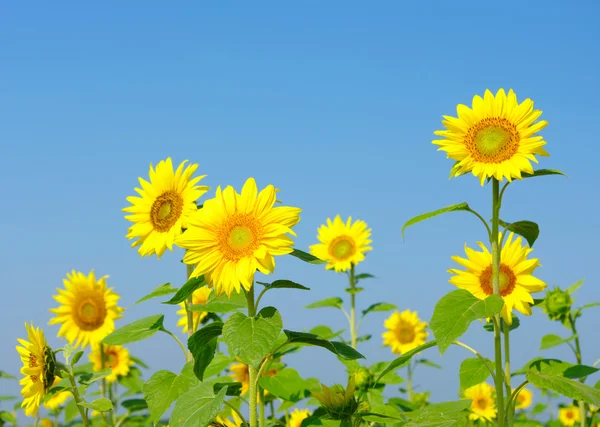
top-left (89, 344), bottom-right (133, 382)
top-left (514, 387), bottom-right (533, 410)
top-left (176, 286), bottom-right (211, 333)
top-left (382, 310), bottom-right (428, 354)
top-left (313, 377), bottom-right (358, 420)
top-left (559, 406), bottom-right (581, 426)
top-left (464, 383), bottom-right (496, 421)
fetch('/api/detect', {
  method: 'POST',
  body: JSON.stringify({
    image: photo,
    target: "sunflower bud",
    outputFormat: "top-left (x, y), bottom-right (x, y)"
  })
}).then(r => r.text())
top-left (411, 391), bottom-right (430, 408)
top-left (352, 367), bottom-right (372, 390)
top-left (43, 346), bottom-right (57, 393)
top-left (543, 288), bottom-right (572, 321)
top-left (313, 377), bottom-right (359, 420)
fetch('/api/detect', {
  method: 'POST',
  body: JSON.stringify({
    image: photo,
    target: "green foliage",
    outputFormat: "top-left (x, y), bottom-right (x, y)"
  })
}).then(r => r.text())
top-left (459, 357), bottom-right (493, 392)
top-left (401, 202), bottom-right (471, 239)
top-left (259, 368), bottom-right (310, 401)
top-left (521, 169), bottom-right (568, 179)
top-left (121, 398), bottom-right (148, 413)
top-left (163, 276), bottom-right (206, 305)
top-left (78, 397), bottom-right (113, 412)
top-left (103, 315), bottom-right (165, 345)
top-left (499, 219), bottom-right (540, 247)
top-left (376, 341), bottom-right (437, 382)
top-left (256, 279), bottom-right (310, 291)
top-left (134, 283), bottom-right (178, 305)
top-left (539, 334), bottom-right (577, 350)
top-left (188, 322), bottom-right (223, 380)
top-left (289, 248), bottom-right (326, 264)
top-left (169, 384), bottom-right (227, 427)
top-left (361, 302), bottom-right (397, 317)
top-left (282, 330), bottom-right (365, 360)
top-left (306, 297), bottom-right (344, 309)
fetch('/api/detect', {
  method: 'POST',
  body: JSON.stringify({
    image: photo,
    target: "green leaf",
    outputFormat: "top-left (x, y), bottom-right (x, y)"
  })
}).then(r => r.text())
top-left (121, 398), bottom-right (148, 413)
top-left (358, 405), bottom-right (404, 423)
top-left (540, 334), bottom-right (577, 350)
top-left (256, 279), bottom-right (310, 291)
top-left (355, 273), bottom-right (375, 282)
top-left (78, 368), bottom-right (112, 385)
top-left (0, 411), bottom-right (17, 424)
top-left (500, 220), bottom-right (540, 247)
top-left (223, 307), bottom-right (283, 368)
top-left (78, 397), bottom-right (113, 412)
top-left (512, 357), bottom-right (545, 376)
top-left (190, 291), bottom-right (247, 313)
top-left (259, 368), bottom-right (308, 401)
top-left (526, 370), bottom-right (600, 406)
top-left (306, 297), bottom-right (343, 309)
top-left (213, 382), bottom-right (242, 396)
top-left (581, 302), bottom-right (600, 310)
top-left (169, 383), bottom-right (227, 427)
top-left (459, 358), bottom-right (493, 392)
top-left (0, 396), bottom-right (16, 401)
top-left (163, 276), bottom-right (206, 305)
top-left (289, 248), bottom-right (326, 264)
top-left (119, 367), bottom-right (144, 394)
top-left (483, 316), bottom-right (520, 332)
top-left (103, 315), bottom-right (165, 345)
top-left (71, 350), bottom-right (84, 367)
top-left (527, 359), bottom-right (599, 379)
top-left (402, 401), bottom-right (471, 427)
top-left (522, 169), bottom-right (568, 179)
top-left (65, 398), bottom-right (80, 422)
top-left (283, 330), bottom-right (365, 360)
top-left (361, 302), bottom-right (396, 317)
top-left (566, 279), bottom-right (585, 295)
top-left (402, 203), bottom-right (471, 239)
top-left (188, 322), bottom-right (223, 381)
top-left (531, 403), bottom-right (547, 415)
top-left (430, 290), bottom-right (504, 354)
top-left (417, 359), bottom-right (443, 369)
top-left (134, 283), bottom-right (178, 305)
top-left (203, 354), bottom-right (235, 379)
top-left (345, 286), bottom-right (364, 295)
top-left (375, 341), bottom-right (437, 382)
top-left (0, 371), bottom-right (16, 380)
top-left (308, 325), bottom-right (344, 340)
top-left (129, 355), bottom-right (149, 369)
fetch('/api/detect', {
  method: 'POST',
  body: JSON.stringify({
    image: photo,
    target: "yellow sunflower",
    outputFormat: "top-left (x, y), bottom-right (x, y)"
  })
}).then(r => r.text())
top-left (90, 344), bottom-right (133, 382)
top-left (124, 157), bottom-right (209, 258)
top-left (559, 406), bottom-right (581, 426)
top-left (229, 362), bottom-right (250, 395)
top-left (44, 377), bottom-right (70, 411)
top-left (449, 232), bottom-right (547, 324)
top-left (464, 382), bottom-right (496, 421)
top-left (215, 412), bottom-right (244, 427)
top-left (309, 216), bottom-right (372, 272)
top-left (433, 88), bottom-right (549, 185)
top-left (382, 310), bottom-right (428, 355)
top-left (514, 387), bottom-right (533, 410)
top-left (49, 270), bottom-right (123, 348)
top-left (176, 286), bottom-right (211, 333)
top-left (176, 177), bottom-right (301, 297)
top-left (39, 419), bottom-right (53, 427)
top-left (16, 323), bottom-right (54, 417)
top-left (288, 409), bottom-right (311, 427)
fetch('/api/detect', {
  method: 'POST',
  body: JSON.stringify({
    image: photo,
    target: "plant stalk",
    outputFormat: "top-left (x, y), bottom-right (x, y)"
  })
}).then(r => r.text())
top-left (246, 286), bottom-right (258, 427)
top-left (504, 327), bottom-right (513, 427)
top-left (186, 263), bottom-right (194, 362)
top-left (259, 390), bottom-right (265, 427)
top-left (407, 362), bottom-right (414, 401)
top-left (68, 373), bottom-right (89, 427)
top-left (569, 314), bottom-right (586, 427)
top-left (349, 264), bottom-right (357, 349)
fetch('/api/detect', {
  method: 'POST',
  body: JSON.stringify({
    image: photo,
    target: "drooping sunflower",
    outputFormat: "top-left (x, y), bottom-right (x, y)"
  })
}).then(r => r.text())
top-left (214, 412), bottom-right (244, 427)
top-left (449, 232), bottom-right (547, 324)
top-left (43, 377), bottom-right (70, 411)
top-left (382, 310), bottom-right (428, 355)
top-left (176, 286), bottom-right (211, 333)
top-left (288, 409), bottom-right (311, 427)
top-left (16, 323), bottom-right (55, 417)
top-left (514, 387), bottom-right (533, 410)
top-left (433, 89), bottom-right (549, 185)
top-left (559, 406), bottom-right (581, 426)
top-left (464, 382), bottom-right (496, 421)
top-left (49, 270), bottom-right (123, 348)
top-left (89, 344), bottom-right (133, 382)
top-left (124, 157), bottom-right (209, 258)
top-left (309, 216), bottom-right (372, 272)
top-left (176, 177), bottom-right (301, 297)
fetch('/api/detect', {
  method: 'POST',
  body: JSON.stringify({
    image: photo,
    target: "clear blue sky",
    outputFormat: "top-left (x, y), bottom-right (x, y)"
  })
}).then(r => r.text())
top-left (1, 0), bottom-right (599, 418)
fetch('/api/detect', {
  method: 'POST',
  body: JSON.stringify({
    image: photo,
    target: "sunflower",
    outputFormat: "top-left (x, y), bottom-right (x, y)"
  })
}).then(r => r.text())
top-left (229, 362), bottom-right (250, 395)
top-left (176, 286), bottom-right (211, 333)
top-left (124, 157), bottom-right (209, 258)
top-left (449, 232), bottom-right (547, 324)
top-left (514, 387), bottom-right (533, 410)
top-left (288, 409), bottom-right (311, 427)
top-left (176, 177), bottom-right (301, 297)
top-left (559, 406), bottom-right (581, 426)
top-left (90, 344), bottom-right (133, 382)
top-left (39, 419), bottom-right (53, 427)
top-left (433, 89), bottom-right (549, 185)
top-left (382, 310), bottom-right (428, 355)
top-left (464, 382), bottom-right (496, 421)
top-left (44, 377), bottom-right (70, 411)
top-left (215, 412), bottom-right (244, 427)
top-left (16, 323), bottom-right (55, 417)
top-left (309, 216), bottom-right (372, 272)
top-left (49, 270), bottom-right (123, 348)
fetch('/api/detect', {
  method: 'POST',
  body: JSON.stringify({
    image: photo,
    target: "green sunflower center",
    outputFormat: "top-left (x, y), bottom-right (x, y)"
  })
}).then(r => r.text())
top-left (395, 325), bottom-right (416, 344)
top-left (74, 294), bottom-right (107, 331)
top-left (219, 213), bottom-right (262, 260)
top-left (151, 191), bottom-right (184, 232)
top-left (329, 237), bottom-right (356, 261)
top-left (465, 118), bottom-right (520, 163)
top-left (480, 263), bottom-right (517, 297)
top-left (229, 226), bottom-right (254, 250)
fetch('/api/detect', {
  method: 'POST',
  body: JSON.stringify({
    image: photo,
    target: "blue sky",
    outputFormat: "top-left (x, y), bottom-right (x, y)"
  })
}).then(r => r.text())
top-left (1, 0), bottom-right (599, 420)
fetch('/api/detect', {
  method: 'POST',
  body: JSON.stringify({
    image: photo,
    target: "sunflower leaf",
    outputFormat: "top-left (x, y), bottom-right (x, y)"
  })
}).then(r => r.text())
top-left (306, 297), bottom-right (344, 310)
top-left (375, 341), bottom-right (438, 383)
top-left (258, 368), bottom-right (309, 402)
top-left (499, 220), bottom-right (540, 247)
top-left (459, 357), bottom-right (493, 393)
top-left (213, 382), bottom-right (242, 397)
top-left (0, 371), bottom-right (16, 380)
top-left (362, 302), bottom-right (397, 317)
top-left (134, 283), bottom-right (178, 306)
top-left (103, 315), bottom-right (165, 345)
top-left (256, 280), bottom-right (310, 291)
top-left (401, 203), bottom-right (471, 240)
top-left (526, 359), bottom-right (598, 379)
top-left (540, 334), bottom-right (577, 350)
top-left (78, 397), bottom-right (113, 412)
top-left (289, 248), bottom-right (326, 264)
top-left (355, 273), bottom-right (376, 282)
top-left (163, 276), bottom-right (206, 305)
top-left (121, 398), bottom-right (148, 413)
top-left (526, 370), bottom-right (600, 406)
top-left (282, 330), bottom-right (365, 360)
top-left (169, 383), bottom-right (227, 427)
top-left (190, 292), bottom-right (247, 313)
top-left (521, 169), bottom-right (568, 179)
top-left (566, 279), bottom-right (585, 295)
top-left (188, 322), bottom-right (223, 381)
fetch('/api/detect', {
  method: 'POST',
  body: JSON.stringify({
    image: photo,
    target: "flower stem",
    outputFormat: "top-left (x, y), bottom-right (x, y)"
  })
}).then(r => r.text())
top-left (569, 314), bottom-right (586, 427)
top-left (185, 264), bottom-right (194, 362)
top-left (99, 345), bottom-right (114, 427)
top-left (259, 390), bottom-right (265, 427)
top-left (349, 264), bottom-right (357, 349)
top-left (504, 327), bottom-right (513, 427)
top-left (246, 286), bottom-right (258, 427)
top-left (163, 328), bottom-right (189, 361)
top-left (491, 178), bottom-right (506, 427)
top-left (407, 362), bottom-right (414, 401)
top-left (68, 372), bottom-right (89, 427)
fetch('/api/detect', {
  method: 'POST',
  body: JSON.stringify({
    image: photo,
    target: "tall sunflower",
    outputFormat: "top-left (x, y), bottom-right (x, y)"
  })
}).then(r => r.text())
top-left (382, 310), bottom-right (428, 355)
top-left (16, 323), bottom-right (55, 417)
top-left (89, 344), bottom-right (133, 382)
top-left (464, 382), bottom-right (496, 421)
top-left (433, 89), bottom-right (549, 185)
top-left (49, 270), bottom-right (123, 348)
top-left (449, 232), bottom-right (547, 324)
top-left (559, 406), bottom-right (581, 426)
top-left (514, 387), bottom-right (533, 410)
top-left (309, 216), bottom-right (372, 272)
top-left (288, 409), bottom-right (311, 427)
top-left (176, 177), bottom-right (301, 297)
top-left (176, 286), bottom-right (211, 333)
top-left (43, 377), bottom-right (70, 411)
top-left (123, 157), bottom-right (209, 258)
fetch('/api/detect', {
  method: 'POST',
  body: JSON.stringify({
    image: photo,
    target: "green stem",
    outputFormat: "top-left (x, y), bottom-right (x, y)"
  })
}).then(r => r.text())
top-left (163, 329), bottom-right (189, 361)
top-left (68, 373), bottom-right (89, 427)
top-left (407, 362), bottom-right (414, 401)
top-left (185, 264), bottom-right (194, 362)
top-left (109, 382), bottom-right (117, 426)
top-left (491, 179), bottom-right (506, 427)
top-left (506, 380), bottom-right (528, 416)
top-left (99, 345), bottom-right (113, 427)
top-left (504, 327), bottom-right (513, 427)
top-left (259, 390), bottom-right (265, 427)
top-left (224, 401), bottom-right (248, 426)
top-left (270, 401), bottom-right (275, 419)
top-left (246, 287), bottom-right (258, 427)
top-left (349, 264), bottom-right (357, 349)
top-left (569, 314), bottom-right (586, 427)
top-left (452, 341), bottom-right (496, 379)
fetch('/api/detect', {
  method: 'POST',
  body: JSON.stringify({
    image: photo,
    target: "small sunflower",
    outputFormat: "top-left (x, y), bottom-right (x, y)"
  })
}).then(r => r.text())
top-left (514, 387), bottom-right (533, 410)
top-left (44, 377), bottom-right (70, 411)
top-left (309, 216), bottom-right (372, 272)
top-left (49, 270), bottom-right (123, 348)
top-left (559, 406), bottom-right (581, 426)
top-left (288, 409), bottom-right (311, 427)
top-left (16, 323), bottom-right (55, 417)
top-left (449, 232), bottom-right (547, 324)
top-left (382, 310), bottom-right (428, 355)
top-left (464, 382), bottom-right (496, 421)
top-left (433, 89), bottom-right (549, 185)
top-left (90, 344), bottom-right (133, 382)
top-left (176, 286), bottom-right (211, 333)
top-left (176, 177), bottom-right (301, 297)
top-left (124, 157), bottom-right (209, 258)
top-left (229, 362), bottom-right (250, 395)
top-left (39, 419), bottom-right (53, 427)
top-left (214, 412), bottom-right (244, 427)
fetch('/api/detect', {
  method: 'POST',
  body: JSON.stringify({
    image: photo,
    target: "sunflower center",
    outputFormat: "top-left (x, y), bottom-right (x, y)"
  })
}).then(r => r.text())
top-left (475, 397), bottom-right (488, 410)
top-left (106, 350), bottom-right (119, 369)
top-left (150, 191), bottom-right (184, 232)
top-left (465, 118), bottom-right (520, 163)
top-left (395, 325), bottom-right (416, 344)
top-left (74, 295), bottom-right (107, 331)
top-left (29, 354), bottom-right (38, 368)
top-left (479, 263), bottom-right (517, 297)
top-left (329, 236), bottom-right (356, 261)
top-left (566, 411), bottom-right (574, 419)
top-left (219, 214), bottom-right (262, 260)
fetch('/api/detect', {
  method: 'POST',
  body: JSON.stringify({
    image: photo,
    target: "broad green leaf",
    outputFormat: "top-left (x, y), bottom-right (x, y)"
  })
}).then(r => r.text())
top-left (306, 297), bottom-right (343, 309)
top-left (522, 169), bottom-right (568, 179)
top-left (119, 366), bottom-right (144, 394)
top-left (289, 248), bottom-right (325, 264)
top-left (0, 411), bottom-right (16, 424)
top-left (203, 354), bottom-right (235, 379)
top-left (189, 291), bottom-right (246, 314)
top-left (483, 315), bottom-right (520, 332)
top-left (430, 290), bottom-right (504, 354)
top-left (417, 359), bottom-right (443, 369)
top-left (283, 330), bottom-right (365, 360)
top-left (376, 341), bottom-right (437, 382)
top-left (500, 220), bottom-right (540, 247)
top-left (163, 276), bottom-right (206, 305)
top-left (78, 368), bottom-right (112, 385)
top-left (531, 403), bottom-right (547, 415)
top-left (581, 302), bottom-right (600, 310)
top-left (387, 397), bottom-right (417, 411)
top-left (302, 417), bottom-right (341, 427)
top-left (134, 283), bottom-right (178, 305)
top-left (402, 401), bottom-right (471, 427)
top-left (540, 334), bottom-right (577, 350)
top-left (103, 315), bottom-right (165, 345)
top-left (223, 307), bottom-right (283, 367)
top-left (78, 397), bottom-right (113, 412)
top-left (213, 382), bottom-right (242, 396)
top-left (527, 359), bottom-right (599, 379)
top-left (362, 302), bottom-right (397, 317)
top-left (259, 368), bottom-right (307, 401)
top-left (402, 203), bottom-right (470, 239)
top-left (526, 370), bottom-right (600, 406)
top-left (308, 325), bottom-right (344, 340)
top-left (71, 350), bottom-right (84, 366)
top-left (188, 322), bottom-right (223, 380)
top-left (169, 383), bottom-right (227, 427)
top-left (459, 358), bottom-right (493, 392)
top-left (566, 279), bottom-right (584, 295)
top-left (129, 355), bottom-right (149, 369)
top-left (406, 400), bottom-right (471, 415)
top-left (355, 273), bottom-right (375, 282)
top-left (359, 405), bottom-right (404, 423)
top-left (0, 371), bottom-right (16, 380)
top-left (256, 279), bottom-right (310, 291)
top-left (345, 286), bottom-right (364, 295)
top-left (121, 398), bottom-right (148, 413)
top-left (65, 398), bottom-right (80, 422)
top-left (512, 357), bottom-right (545, 376)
